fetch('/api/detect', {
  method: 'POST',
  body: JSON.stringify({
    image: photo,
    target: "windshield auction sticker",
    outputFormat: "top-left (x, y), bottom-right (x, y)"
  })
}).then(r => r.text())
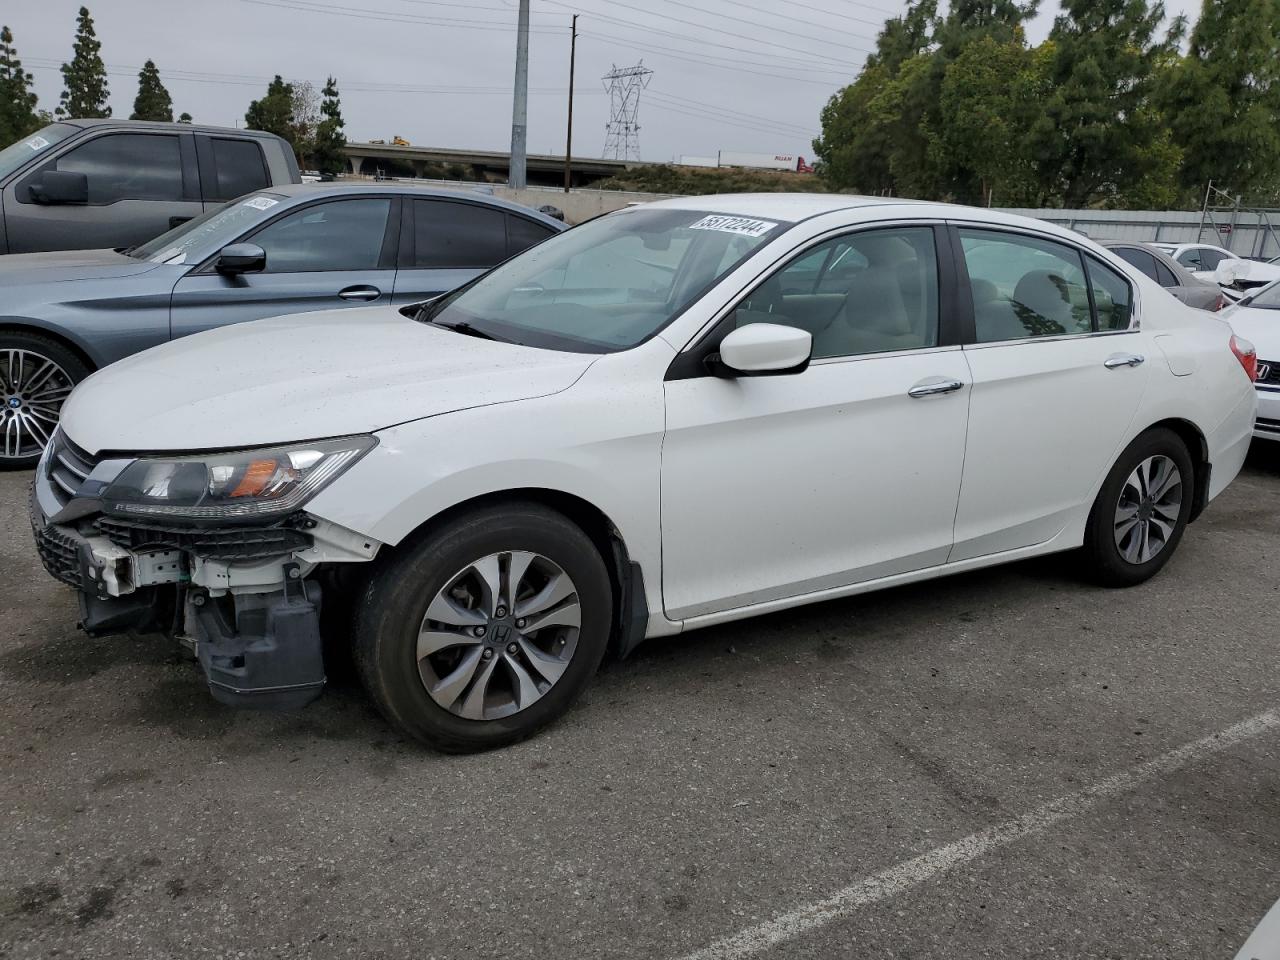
top-left (25, 136), bottom-right (49, 151)
top-left (242, 196), bottom-right (279, 211)
top-left (688, 215), bottom-right (778, 238)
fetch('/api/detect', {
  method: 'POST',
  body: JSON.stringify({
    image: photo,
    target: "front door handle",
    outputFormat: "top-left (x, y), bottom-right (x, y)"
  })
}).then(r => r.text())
top-left (338, 285), bottom-right (381, 302)
top-left (908, 377), bottom-right (965, 398)
top-left (1104, 353), bottom-right (1145, 369)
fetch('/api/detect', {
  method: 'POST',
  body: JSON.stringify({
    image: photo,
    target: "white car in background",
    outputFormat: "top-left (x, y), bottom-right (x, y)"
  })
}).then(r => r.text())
top-left (1222, 279), bottom-right (1280, 440)
top-left (1153, 241), bottom-right (1280, 301)
top-left (29, 195), bottom-right (1258, 751)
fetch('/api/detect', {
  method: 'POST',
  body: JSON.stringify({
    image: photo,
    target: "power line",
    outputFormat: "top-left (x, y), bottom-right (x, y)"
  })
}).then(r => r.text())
top-left (649, 0), bottom-right (884, 45)
top-left (646, 90), bottom-right (818, 137)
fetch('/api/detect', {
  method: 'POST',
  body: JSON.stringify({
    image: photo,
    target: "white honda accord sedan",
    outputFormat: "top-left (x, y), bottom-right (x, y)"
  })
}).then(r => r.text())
top-left (30, 194), bottom-right (1258, 751)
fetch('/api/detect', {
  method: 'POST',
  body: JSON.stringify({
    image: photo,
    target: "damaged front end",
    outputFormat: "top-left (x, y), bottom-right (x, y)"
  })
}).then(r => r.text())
top-left (30, 430), bottom-right (379, 710)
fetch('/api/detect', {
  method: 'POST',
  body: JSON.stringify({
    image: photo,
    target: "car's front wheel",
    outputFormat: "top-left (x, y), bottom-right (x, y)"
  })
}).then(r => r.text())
top-left (0, 332), bottom-right (88, 470)
top-left (1082, 427), bottom-right (1195, 587)
top-left (354, 502), bottom-right (613, 752)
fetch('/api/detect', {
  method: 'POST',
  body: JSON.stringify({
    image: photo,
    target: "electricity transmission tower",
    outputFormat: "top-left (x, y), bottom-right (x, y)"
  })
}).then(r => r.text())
top-left (602, 62), bottom-right (652, 161)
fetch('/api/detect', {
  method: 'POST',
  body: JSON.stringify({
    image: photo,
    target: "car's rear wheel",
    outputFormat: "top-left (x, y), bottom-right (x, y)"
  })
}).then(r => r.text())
top-left (1081, 427), bottom-right (1194, 587)
top-left (353, 502), bottom-right (613, 752)
top-left (0, 332), bottom-right (88, 470)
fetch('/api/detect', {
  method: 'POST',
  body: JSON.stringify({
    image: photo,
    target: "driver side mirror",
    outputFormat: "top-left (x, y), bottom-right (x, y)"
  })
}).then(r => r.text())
top-left (215, 243), bottom-right (266, 276)
top-left (29, 170), bottom-right (88, 205)
top-left (707, 322), bottom-right (812, 378)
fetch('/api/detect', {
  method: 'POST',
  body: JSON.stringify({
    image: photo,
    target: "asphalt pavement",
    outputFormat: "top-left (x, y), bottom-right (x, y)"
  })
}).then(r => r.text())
top-left (2, 446), bottom-right (1279, 959)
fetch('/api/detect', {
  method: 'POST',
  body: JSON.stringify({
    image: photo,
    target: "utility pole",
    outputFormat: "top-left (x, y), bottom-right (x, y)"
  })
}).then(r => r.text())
top-left (509, 0), bottom-right (530, 189)
top-left (564, 14), bottom-right (577, 193)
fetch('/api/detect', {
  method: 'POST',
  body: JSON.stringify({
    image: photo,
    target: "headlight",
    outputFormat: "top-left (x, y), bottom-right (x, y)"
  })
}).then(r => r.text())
top-left (102, 436), bottom-right (376, 520)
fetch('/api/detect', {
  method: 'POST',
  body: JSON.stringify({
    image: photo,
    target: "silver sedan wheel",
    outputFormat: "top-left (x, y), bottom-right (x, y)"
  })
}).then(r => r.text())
top-left (417, 550), bottom-right (582, 721)
top-left (0, 349), bottom-right (74, 461)
top-left (1114, 454), bottom-right (1183, 565)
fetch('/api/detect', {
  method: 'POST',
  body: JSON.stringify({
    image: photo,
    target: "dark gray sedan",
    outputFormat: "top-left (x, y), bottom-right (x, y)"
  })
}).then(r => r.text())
top-left (1099, 240), bottom-right (1224, 312)
top-left (0, 184), bottom-right (564, 466)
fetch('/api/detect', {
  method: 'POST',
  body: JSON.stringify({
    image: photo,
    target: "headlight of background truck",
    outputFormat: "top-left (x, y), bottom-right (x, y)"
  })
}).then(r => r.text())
top-left (101, 436), bottom-right (377, 520)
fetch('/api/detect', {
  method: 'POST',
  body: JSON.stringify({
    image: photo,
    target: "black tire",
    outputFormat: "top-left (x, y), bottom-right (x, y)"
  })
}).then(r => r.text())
top-left (1081, 427), bottom-right (1195, 587)
top-left (0, 330), bottom-right (90, 471)
top-left (353, 502), bottom-right (613, 752)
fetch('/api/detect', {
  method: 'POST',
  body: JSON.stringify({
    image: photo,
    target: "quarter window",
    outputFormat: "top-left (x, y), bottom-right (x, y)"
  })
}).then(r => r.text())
top-left (737, 227), bottom-right (939, 358)
top-left (209, 138), bottom-right (269, 201)
top-left (1154, 259), bottom-right (1179, 287)
top-left (414, 200), bottom-right (507, 268)
top-left (250, 198), bottom-right (391, 273)
top-left (959, 230), bottom-right (1091, 341)
top-left (1085, 256), bottom-right (1133, 331)
top-left (52, 133), bottom-right (182, 205)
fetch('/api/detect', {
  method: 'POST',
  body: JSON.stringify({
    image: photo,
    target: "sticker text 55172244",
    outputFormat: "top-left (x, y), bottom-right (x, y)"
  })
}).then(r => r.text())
top-left (688, 215), bottom-right (778, 238)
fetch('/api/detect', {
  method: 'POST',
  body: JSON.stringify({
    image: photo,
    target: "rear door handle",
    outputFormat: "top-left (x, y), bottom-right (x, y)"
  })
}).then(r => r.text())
top-left (907, 377), bottom-right (965, 398)
top-left (338, 285), bottom-right (381, 302)
top-left (1104, 354), bottom-right (1145, 369)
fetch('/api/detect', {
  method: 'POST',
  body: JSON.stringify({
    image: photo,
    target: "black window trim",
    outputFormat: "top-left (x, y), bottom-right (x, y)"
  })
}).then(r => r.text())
top-left (665, 220), bottom-right (960, 382)
top-left (190, 194), bottom-right (402, 276)
top-left (946, 220), bottom-right (1139, 349)
top-left (16, 130), bottom-right (191, 207)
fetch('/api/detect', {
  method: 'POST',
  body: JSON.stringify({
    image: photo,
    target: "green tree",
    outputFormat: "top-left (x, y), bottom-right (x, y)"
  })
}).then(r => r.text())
top-left (177, 111), bottom-right (192, 124)
top-left (1158, 0), bottom-right (1280, 203)
top-left (245, 75), bottom-right (295, 140)
top-left (130, 59), bottom-right (173, 122)
top-left (0, 25), bottom-right (42, 144)
top-left (1027, 0), bottom-right (1182, 207)
top-left (57, 6), bottom-right (110, 119)
top-left (312, 75), bottom-right (347, 176)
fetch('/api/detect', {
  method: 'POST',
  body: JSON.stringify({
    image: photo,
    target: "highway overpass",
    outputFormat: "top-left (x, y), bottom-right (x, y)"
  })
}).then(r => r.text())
top-left (342, 142), bottom-right (634, 187)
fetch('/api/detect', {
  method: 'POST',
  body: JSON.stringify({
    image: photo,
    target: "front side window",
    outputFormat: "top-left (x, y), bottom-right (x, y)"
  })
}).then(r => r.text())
top-left (54, 133), bottom-right (182, 204)
top-left (1246, 280), bottom-right (1280, 309)
top-left (960, 229), bottom-right (1092, 341)
top-left (209, 138), bottom-right (269, 201)
top-left (1177, 248), bottom-right (1205, 270)
top-left (736, 227), bottom-right (939, 358)
top-left (414, 200), bottom-right (507, 268)
top-left (250, 198), bottom-right (391, 273)
top-left (425, 207), bottom-right (790, 352)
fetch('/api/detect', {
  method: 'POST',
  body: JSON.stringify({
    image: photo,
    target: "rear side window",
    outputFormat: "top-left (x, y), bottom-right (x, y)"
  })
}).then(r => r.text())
top-left (1112, 247), bottom-right (1159, 282)
top-left (1154, 260), bottom-right (1179, 287)
top-left (959, 229), bottom-right (1091, 341)
top-left (507, 214), bottom-right (556, 256)
top-left (209, 138), bottom-right (269, 201)
top-left (1085, 256), bottom-right (1133, 331)
top-left (414, 199), bottom-right (507, 268)
top-left (53, 133), bottom-right (182, 204)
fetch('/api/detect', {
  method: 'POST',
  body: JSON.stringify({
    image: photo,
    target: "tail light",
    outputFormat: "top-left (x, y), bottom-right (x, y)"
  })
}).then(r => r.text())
top-left (1212, 292), bottom-right (1225, 312)
top-left (1231, 334), bottom-right (1258, 381)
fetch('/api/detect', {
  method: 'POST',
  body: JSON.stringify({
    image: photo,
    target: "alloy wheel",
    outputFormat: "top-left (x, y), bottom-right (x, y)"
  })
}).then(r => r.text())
top-left (1113, 454), bottom-right (1183, 565)
top-left (417, 550), bottom-right (582, 721)
top-left (0, 349), bottom-right (73, 461)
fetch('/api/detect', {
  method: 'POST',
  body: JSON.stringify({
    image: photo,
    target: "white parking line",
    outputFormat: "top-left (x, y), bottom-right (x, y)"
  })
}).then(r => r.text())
top-left (678, 710), bottom-right (1280, 960)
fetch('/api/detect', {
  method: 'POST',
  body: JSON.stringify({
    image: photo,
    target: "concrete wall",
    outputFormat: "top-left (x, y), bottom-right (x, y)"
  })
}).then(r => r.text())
top-left (343, 175), bottom-right (1280, 254)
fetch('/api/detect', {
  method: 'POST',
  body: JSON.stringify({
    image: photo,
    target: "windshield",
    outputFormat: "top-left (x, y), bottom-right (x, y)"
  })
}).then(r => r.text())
top-left (130, 193), bottom-right (288, 262)
top-left (0, 123), bottom-right (78, 181)
top-left (1247, 281), bottom-right (1280, 309)
top-left (426, 207), bottom-right (792, 352)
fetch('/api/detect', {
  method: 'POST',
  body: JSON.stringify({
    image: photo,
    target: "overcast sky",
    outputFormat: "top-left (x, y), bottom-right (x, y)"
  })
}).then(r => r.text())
top-left (8, 0), bottom-right (1202, 163)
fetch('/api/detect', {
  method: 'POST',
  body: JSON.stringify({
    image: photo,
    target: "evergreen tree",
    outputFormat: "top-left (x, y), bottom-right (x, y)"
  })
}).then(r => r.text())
top-left (245, 75), bottom-right (295, 140)
top-left (130, 59), bottom-right (173, 121)
top-left (0, 25), bottom-right (42, 144)
top-left (312, 75), bottom-right (347, 176)
top-left (1158, 0), bottom-right (1280, 202)
top-left (177, 111), bottom-right (192, 124)
top-left (1027, 0), bottom-right (1181, 207)
top-left (57, 6), bottom-right (110, 119)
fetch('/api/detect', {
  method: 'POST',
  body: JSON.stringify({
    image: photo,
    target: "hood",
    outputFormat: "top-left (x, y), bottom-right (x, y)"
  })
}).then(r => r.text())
top-left (0, 247), bottom-right (163, 286)
top-left (60, 307), bottom-right (597, 454)
top-left (1223, 305), bottom-right (1280, 359)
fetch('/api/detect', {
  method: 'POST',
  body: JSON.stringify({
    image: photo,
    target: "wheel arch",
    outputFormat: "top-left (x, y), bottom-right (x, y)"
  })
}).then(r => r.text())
top-left (377, 486), bottom-right (651, 660)
top-left (1144, 417), bottom-right (1211, 522)
top-left (0, 318), bottom-right (100, 374)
